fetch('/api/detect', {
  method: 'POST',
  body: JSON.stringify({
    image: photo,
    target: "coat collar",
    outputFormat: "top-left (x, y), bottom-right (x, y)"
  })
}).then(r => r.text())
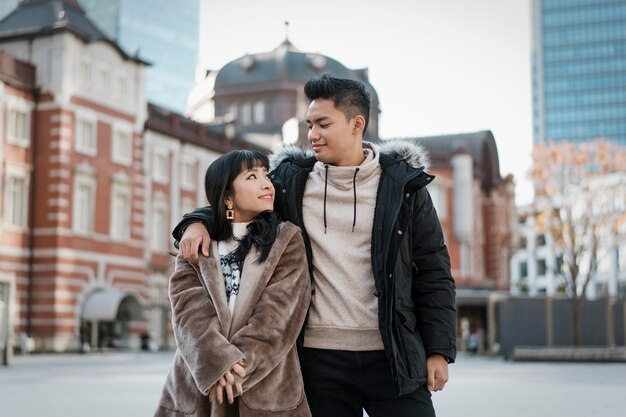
top-left (202, 241), bottom-right (275, 338)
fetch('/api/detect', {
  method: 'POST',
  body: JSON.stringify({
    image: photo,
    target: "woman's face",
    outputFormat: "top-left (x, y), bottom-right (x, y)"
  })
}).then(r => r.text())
top-left (225, 165), bottom-right (274, 222)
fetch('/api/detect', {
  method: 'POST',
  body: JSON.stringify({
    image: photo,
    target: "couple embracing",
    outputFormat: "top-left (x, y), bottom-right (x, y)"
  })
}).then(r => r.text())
top-left (155, 74), bottom-right (456, 417)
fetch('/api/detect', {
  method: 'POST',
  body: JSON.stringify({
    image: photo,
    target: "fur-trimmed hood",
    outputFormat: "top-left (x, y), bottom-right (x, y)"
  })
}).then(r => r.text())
top-left (269, 140), bottom-right (430, 171)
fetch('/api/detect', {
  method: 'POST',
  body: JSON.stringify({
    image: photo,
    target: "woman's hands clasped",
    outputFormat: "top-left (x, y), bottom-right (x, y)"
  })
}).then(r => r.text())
top-left (208, 359), bottom-right (247, 405)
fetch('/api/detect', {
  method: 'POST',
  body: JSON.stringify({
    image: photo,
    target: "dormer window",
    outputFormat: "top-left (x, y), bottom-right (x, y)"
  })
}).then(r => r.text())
top-left (238, 54), bottom-right (255, 71)
top-left (309, 53), bottom-right (327, 70)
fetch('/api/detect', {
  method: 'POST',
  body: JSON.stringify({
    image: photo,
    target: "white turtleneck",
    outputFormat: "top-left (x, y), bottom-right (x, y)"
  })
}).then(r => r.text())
top-left (218, 221), bottom-right (250, 314)
top-left (302, 145), bottom-right (385, 351)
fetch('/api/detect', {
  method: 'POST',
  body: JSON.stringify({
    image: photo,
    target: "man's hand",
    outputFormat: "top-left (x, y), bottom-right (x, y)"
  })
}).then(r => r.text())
top-left (178, 222), bottom-right (210, 262)
top-left (426, 354), bottom-right (449, 392)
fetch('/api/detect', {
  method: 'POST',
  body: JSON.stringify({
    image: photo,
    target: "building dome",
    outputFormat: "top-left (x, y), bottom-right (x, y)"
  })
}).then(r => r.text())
top-left (188, 38), bottom-right (381, 147)
top-left (214, 39), bottom-right (379, 102)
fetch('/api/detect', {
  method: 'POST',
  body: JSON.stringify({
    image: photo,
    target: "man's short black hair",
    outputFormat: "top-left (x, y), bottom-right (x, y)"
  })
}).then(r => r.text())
top-left (304, 73), bottom-right (371, 134)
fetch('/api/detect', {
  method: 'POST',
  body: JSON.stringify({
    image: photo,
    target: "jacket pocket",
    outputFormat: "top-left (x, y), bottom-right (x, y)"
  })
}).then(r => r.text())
top-left (241, 348), bottom-right (305, 411)
top-left (395, 308), bottom-right (426, 380)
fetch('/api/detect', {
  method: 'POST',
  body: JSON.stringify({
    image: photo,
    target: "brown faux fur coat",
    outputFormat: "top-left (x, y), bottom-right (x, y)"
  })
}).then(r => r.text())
top-left (155, 222), bottom-right (311, 417)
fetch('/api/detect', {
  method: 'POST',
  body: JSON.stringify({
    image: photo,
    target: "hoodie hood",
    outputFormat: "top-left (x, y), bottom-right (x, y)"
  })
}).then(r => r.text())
top-left (269, 140), bottom-right (430, 172)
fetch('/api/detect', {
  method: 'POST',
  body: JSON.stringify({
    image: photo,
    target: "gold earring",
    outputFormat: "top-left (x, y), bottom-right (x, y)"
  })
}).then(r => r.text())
top-left (226, 206), bottom-right (234, 220)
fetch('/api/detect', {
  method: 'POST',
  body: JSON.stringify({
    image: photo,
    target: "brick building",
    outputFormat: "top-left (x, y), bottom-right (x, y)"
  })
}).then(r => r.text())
top-left (0, 0), bottom-right (263, 356)
top-left (0, 48), bottom-right (36, 359)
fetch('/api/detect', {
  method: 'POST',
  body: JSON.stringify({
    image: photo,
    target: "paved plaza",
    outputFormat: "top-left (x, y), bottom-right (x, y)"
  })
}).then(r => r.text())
top-left (1, 351), bottom-right (625, 417)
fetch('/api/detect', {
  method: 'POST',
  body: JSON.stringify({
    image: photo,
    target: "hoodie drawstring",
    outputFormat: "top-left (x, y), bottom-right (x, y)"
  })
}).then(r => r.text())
top-left (323, 165), bottom-right (360, 233)
top-left (323, 164), bottom-right (329, 234)
top-left (352, 168), bottom-right (359, 232)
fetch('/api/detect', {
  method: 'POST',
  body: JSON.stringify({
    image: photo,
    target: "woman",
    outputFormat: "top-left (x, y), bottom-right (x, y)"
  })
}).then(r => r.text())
top-left (155, 150), bottom-right (311, 417)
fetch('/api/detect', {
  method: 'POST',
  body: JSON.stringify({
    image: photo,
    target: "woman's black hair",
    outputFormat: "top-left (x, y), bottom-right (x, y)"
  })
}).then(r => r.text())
top-left (204, 150), bottom-right (279, 264)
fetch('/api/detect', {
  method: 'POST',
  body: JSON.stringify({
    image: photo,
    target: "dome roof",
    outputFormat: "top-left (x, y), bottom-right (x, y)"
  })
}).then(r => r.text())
top-left (214, 39), bottom-right (378, 101)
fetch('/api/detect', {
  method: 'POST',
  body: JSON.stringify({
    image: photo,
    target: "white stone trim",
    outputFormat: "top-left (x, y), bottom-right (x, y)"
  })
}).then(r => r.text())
top-left (47, 213), bottom-right (69, 222)
top-left (50, 114), bottom-right (73, 124)
top-left (106, 269), bottom-right (147, 286)
top-left (48, 183), bottom-right (71, 193)
top-left (0, 261), bottom-right (30, 271)
top-left (49, 127), bottom-right (72, 138)
top-left (32, 248), bottom-right (147, 268)
top-left (49, 140), bottom-right (72, 150)
top-left (49, 155), bottom-right (71, 164)
top-left (49, 169), bottom-right (70, 178)
top-left (48, 198), bottom-right (70, 207)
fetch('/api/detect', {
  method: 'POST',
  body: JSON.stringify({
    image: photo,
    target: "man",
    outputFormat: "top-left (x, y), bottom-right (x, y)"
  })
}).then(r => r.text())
top-left (173, 74), bottom-right (456, 417)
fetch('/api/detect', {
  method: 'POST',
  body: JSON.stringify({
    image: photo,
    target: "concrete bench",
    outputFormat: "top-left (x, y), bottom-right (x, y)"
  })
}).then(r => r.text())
top-left (511, 346), bottom-right (626, 362)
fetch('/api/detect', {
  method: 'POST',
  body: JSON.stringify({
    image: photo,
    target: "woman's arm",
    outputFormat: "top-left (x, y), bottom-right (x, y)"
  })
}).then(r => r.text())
top-left (169, 257), bottom-right (245, 395)
top-left (229, 231), bottom-right (311, 390)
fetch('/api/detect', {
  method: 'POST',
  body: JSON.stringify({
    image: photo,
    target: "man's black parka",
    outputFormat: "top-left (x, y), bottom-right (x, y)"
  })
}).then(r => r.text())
top-left (173, 141), bottom-right (456, 396)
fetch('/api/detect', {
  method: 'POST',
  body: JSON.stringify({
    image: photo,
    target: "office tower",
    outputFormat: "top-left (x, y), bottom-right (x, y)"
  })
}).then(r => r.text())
top-left (532, 0), bottom-right (626, 145)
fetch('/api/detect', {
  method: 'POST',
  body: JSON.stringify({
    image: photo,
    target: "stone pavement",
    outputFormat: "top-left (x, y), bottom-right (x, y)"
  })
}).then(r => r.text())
top-left (1, 351), bottom-right (625, 417)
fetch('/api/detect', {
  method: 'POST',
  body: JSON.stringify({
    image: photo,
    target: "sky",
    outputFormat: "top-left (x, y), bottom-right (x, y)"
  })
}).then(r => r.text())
top-left (199, 0), bottom-right (534, 204)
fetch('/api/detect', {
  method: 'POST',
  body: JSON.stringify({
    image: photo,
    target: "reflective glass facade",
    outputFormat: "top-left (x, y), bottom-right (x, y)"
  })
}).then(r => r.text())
top-left (79, 0), bottom-right (199, 113)
top-left (532, 0), bottom-right (626, 145)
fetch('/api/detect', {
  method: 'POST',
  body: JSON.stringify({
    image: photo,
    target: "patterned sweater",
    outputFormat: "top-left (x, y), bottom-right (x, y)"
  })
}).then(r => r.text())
top-left (217, 221), bottom-right (250, 314)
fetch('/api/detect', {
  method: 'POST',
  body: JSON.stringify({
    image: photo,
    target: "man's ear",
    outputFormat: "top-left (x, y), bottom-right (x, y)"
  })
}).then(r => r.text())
top-left (353, 115), bottom-right (366, 136)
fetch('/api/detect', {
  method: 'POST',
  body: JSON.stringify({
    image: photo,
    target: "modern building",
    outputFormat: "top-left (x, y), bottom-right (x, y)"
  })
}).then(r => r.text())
top-left (187, 38), bottom-right (381, 150)
top-left (531, 0), bottom-right (626, 145)
top-left (0, 0), bottom-right (261, 355)
top-left (78, 0), bottom-right (199, 114)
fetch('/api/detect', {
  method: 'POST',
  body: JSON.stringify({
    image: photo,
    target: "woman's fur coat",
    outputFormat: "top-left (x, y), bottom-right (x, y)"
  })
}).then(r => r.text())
top-left (155, 222), bottom-right (311, 416)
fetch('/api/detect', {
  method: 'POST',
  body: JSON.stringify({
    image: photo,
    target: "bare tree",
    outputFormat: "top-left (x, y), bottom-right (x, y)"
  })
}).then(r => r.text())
top-left (531, 140), bottom-right (626, 345)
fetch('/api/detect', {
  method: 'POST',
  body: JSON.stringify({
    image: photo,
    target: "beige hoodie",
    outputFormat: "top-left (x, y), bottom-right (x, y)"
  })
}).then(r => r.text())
top-left (302, 146), bottom-right (385, 351)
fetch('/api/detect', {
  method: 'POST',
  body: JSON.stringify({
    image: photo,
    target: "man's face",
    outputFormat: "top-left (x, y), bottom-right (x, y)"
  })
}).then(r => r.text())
top-left (306, 98), bottom-right (362, 166)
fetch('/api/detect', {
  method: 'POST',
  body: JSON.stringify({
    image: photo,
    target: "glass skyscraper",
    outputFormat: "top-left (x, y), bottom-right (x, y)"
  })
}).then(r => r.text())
top-left (79, 0), bottom-right (199, 114)
top-left (532, 0), bottom-right (626, 145)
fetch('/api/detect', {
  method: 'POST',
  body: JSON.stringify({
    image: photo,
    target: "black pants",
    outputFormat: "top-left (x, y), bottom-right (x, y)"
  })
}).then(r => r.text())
top-left (300, 348), bottom-right (435, 417)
